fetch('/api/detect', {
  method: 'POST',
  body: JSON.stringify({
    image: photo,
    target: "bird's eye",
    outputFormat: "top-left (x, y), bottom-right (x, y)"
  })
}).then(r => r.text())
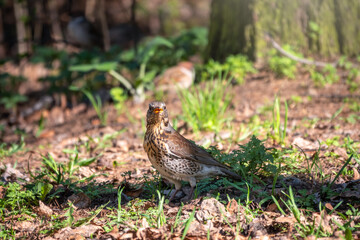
top-left (163, 106), bottom-right (166, 110)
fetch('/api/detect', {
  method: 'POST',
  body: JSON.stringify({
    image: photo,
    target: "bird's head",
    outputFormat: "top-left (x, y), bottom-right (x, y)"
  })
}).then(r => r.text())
top-left (146, 101), bottom-right (169, 128)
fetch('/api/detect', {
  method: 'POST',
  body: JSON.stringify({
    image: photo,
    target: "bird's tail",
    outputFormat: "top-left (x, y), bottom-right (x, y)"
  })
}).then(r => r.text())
top-left (221, 168), bottom-right (242, 181)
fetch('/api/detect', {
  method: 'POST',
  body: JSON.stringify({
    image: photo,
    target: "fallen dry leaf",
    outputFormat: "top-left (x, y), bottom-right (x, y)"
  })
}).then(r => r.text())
top-left (0, 186), bottom-right (6, 198)
top-left (38, 200), bottom-right (53, 217)
top-left (275, 216), bottom-right (296, 223)
top-left (91, 119), bottom-right (101, 126)
top-left (325, 203), bottom-right (333, 210)
top-left (353, 168), bottom-right (360, 180)
top-left (38, 129), bottom-right (55, 139)
top-left (314, 210), bottom-right (332, 233)
top-left (187, 220), bottom-right (207, 237)
top-left (265, 203), bottom-right (278, 212)
top-left (226, 198), bottom-right (238, 213)
top-left (67, 192), bottom-right (91, 209)
top-left (53, 225), bottom-right (101, 239)
top-left (196, 198), bottom-right (226, 222)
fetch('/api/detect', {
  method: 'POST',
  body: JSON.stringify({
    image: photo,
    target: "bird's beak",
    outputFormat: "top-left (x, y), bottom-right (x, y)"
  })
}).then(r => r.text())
top-left (153, 108), bottom-right (163, 114)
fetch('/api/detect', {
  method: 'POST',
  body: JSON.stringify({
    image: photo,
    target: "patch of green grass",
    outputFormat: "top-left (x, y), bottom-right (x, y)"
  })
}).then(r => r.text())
top-left (310, 64), bottom-right (339, 87)
top-left (346, 66), bottom-right (360, 92)
top-left (231, 115), bottom-right (262, 143)
top-left (178, 75), bottom-right (232, 134)
top-left (290, 95), bottom-right (303, 104)
top-left (203, 54), bottom-right (256, 84)
top-left (26, 148), bottom-right (99, 201)
top-left (0, 135), bottom-right (25, 158)
top-left (268, 45), bottom-right (300, 79)
top-left (81, 89), bottom-right (108, 126)
top-left (272, 186), bottom-right (332, 238)
top-left (110, 87), bottom-right (128, 114)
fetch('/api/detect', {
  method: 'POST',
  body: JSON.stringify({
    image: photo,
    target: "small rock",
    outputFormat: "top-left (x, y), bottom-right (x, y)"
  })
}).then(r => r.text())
top-left (117, 140), bottom-right (129, 152)
top-left (196, 198), bottom-right (226, 222)
top-left (162, 189), bottom-right (184, 199)
top-left (1, 163), bottom-right (30, 183)
top-left (292, 137), bottom-right (319, 150)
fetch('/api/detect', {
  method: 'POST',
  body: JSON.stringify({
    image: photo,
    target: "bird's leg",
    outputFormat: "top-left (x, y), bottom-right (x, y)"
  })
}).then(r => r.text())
top-left (188, 186), bottom-right (194, 200)
top-left (168, 189), bottom-right (179, 202)
top-left (168, 180), bottom-right (182, 202)
top-left (186, 178), bottom-right (197, 201)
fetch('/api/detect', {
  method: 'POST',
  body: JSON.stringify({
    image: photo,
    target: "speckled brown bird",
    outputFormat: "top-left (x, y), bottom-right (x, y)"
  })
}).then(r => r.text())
top-left (143, 101), bottom-right (241, 201)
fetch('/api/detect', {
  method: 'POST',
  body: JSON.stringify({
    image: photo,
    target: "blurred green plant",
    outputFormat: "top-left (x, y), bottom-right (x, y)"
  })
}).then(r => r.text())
top-left (310, 64), bottom-right (339, 87)
top-left (203, 54), bottom-right (256, 84)
top-left (0, 135), bottom-right (25, 158)
top-left (178, 74), bottom-right (232, 134)
top-left (268, 45), bottom-right (301, 79)
top-left (32, 47), bottom-right (113, 94)
top-left (308, 21), bottom-right (320, 46)
top-left (0, 73), bottom-right (27, 114)
top-left (82, 89), bottom-right (108, 126)
top-left (110, 87), bottom-right (128, 114)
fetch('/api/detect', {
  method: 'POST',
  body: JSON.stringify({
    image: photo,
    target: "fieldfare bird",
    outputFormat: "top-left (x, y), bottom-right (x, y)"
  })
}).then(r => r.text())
top-left (143, 101), bottom-right (241, 201)
top-left (153, 62), bottom-right (195, 92)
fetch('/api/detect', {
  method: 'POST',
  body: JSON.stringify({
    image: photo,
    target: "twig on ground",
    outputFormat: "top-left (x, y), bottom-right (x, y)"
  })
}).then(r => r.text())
top-left (264, 32), bottom-right (338, 68)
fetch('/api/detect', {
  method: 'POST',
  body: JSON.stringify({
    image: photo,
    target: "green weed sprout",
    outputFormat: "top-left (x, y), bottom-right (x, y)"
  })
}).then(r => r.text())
top-left (82, 89), bottom-right (108, 126)
top-left (270, 96), bottom-right (288, 146)
top-left (178, 73), bottom-right (232, 134)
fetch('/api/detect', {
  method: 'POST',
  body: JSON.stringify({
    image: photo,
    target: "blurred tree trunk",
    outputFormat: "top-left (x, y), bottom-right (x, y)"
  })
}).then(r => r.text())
top-left (13, 0), bottom-right (30, 55)
top-left (85, 0), bottom-right (110, 51)
top-left (48, 0), bottom-right (65, 49)
top-left (256, 0), bottom-right (360, 57)
top-left (130, 0), bottom-right (138, 54)
top-left (206, 0), bottom-right (360, 61)
top-left (205, 0), bottom-right (256, 62)
top-left (0, 8), bottom-right (5, 58)
top-left (33, 0), bottom-right (43, 44)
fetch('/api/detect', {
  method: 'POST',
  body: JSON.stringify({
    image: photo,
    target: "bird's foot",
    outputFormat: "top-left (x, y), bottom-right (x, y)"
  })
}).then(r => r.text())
top-left (180, 187), bottom-right (195, 202)
top-left (168, 189), bottom-right (179, 203)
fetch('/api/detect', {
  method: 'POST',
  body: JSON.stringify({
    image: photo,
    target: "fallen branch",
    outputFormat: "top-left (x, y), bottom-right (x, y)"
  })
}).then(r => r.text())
top-left (264, 33), bottom-right (338, 67)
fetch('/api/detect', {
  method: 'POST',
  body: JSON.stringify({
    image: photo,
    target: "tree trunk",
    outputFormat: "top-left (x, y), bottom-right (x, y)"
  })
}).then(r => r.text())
top-left (255, 0), bottom-right (360, 57)
top-left (0, 8), bottom-right (5, 58)
top-left (205, 0), bottom-right (256, 62)
top-left (207, 0), bottom-right (360, 61)
top-left (13, 0), bottom-right (30, 55)
top-left (48, 0), bottom-right (65, 49)
top-left (33, 0), bottom-right (43, 44)
top-left (85, 0), bottom-right (110, 51)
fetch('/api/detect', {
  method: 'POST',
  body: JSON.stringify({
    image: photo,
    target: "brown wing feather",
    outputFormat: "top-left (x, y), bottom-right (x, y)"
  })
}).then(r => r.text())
top-left (166, 127), bottom-right (229, 168)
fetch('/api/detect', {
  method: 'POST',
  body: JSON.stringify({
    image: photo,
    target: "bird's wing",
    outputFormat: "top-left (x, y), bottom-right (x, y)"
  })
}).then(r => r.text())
top-left (166, 129), bottom-right (228, 168)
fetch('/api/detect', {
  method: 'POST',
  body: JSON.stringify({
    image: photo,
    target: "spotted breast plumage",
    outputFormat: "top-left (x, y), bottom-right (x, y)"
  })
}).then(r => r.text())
top-left (143, 101), bottom-right (241, 201)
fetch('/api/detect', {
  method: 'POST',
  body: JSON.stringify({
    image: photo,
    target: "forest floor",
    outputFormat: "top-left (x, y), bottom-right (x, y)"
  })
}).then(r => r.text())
top-left (1, 63), bottom-right (360, 239)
